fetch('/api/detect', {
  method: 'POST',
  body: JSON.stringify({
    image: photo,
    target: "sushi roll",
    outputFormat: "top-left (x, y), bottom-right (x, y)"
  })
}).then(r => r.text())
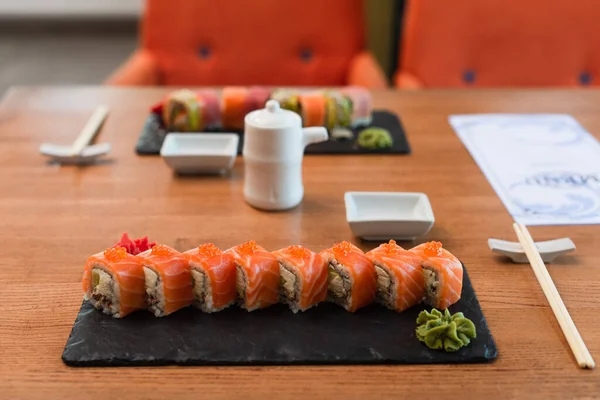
top-left (273, 245), bottom-right (328, 312)
top-left (323, 91), bottom-right (353, 130)
top-left (366, 240), bottom-right (424, 312)
top-left (270, 89), bottom-right (301, 113)
top-left (140, 244), bottom-right (193, 317)
top-left (222, 86), bottom-right (252, 131)
top-left (184, 243), bottom-right (237, 313)
top-left (247, 86), bottom-right (271, 110)
top-left (340, 86), bottom-right (373, 127)
top-left (196, 89), bottom-right (221, 129)
top-left (82, 246), bottom-right (146, 318)
top-left (410, 241), bottom-right (463, 310)
top-left (299, 92), bottom-right (326, 127)
top-left (226, 240), bottom-right (280, 311)
top-left (162, 89), bottom-right (202, 132)
top-left (320, 241), bottom-right (377, 312)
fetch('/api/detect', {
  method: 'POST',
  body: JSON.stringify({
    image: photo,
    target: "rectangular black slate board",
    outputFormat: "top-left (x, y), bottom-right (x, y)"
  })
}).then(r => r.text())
top-left (135, 110), bottom-right (411, 156)
top-left (62, 266), bottom-right (497, 367)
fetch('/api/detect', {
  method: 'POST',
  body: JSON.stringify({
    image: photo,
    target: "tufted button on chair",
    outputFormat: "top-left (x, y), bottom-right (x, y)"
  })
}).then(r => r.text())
top-left (395, 0), bottom-right (600, 88)
top-left (106, 0), bottom-right (388, 88)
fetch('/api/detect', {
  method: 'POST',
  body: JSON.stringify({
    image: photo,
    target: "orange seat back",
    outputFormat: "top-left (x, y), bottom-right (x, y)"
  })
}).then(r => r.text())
top-left (141, 0), bottom-right (365, 86)
top-left (396, 0), bottom-right (600, 87)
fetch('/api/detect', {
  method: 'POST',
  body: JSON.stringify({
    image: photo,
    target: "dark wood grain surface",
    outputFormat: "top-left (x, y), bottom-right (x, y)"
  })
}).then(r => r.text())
top-left (0, 87), bottom-right (598, 399)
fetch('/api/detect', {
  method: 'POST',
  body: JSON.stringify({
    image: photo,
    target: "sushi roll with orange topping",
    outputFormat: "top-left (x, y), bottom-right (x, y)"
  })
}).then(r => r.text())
top-left (140, 244), bottom-right (193, 317)
top-left (366, 240), bottom-right (424, 312)
top-left (82, 246), bottom-right (146, 318)
top-left (320, 241), bottom-right (377, 312)
top-left (222, 87), bottom-right (253, 131)
top-left (410, 241), bottom-right (463, 310)
top-left (184, 243), bottom-right (237, 313)
top-left (273, 245), bottom-right (328, 312)
top-left (226, 241), bottom-right (280, 311)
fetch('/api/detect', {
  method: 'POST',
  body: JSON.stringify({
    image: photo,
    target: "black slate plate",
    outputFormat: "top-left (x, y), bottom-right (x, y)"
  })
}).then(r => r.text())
top-left (135, 110), bottom-right (411, 156)
top-left (62, 266), bottom-right (497, 367)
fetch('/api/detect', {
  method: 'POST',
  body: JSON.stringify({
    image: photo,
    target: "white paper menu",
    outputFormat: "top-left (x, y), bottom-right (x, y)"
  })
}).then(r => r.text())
top-left (449, 114), bottom-right (600, 226)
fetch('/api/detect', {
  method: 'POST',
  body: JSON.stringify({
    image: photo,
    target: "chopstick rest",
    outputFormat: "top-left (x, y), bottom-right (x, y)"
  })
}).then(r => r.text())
top-left (512, 223), bottom-right (595, 369)
top-left (40, 106), bottom-right (110, 165)
top-left (488, 237), bottom-right (575, 263)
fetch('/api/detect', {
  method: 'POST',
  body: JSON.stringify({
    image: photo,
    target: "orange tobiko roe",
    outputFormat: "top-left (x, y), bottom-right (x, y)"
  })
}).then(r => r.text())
top-left (423, 241), bottom-right (443, 257)
top-left (237, 240), bottom-right (260, 255)
top-left (104, 246), bottom-right (128, 262)
top-left (197, 243), bottom-right (222, 258)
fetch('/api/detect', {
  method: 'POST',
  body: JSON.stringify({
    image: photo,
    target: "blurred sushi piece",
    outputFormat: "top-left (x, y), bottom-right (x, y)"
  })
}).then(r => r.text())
top-left (323, 90), bottom-right (353, 130)
top-left (320, 241), bottom-right (377, 312)
top-left (270, 89), bottom-right (301, 113)
top-left (247, 86), bottom-right (271, 110)
top-left (140, 244), bottom-right (193, 317)
top-left (162, 89), bottom-right (202, 132)
top-left (184, 243), bottom-right (237, 313)
top-left (161, 89), bottom-right (221, 132)
top-left (222, 87), bottom-right (253, 131)
top-left (410, 241), bottom-right (463, 310)
top-left (82, 246), bottom-right (146, 318)
top-left (196, 89), bottom-right (221, 129)
top-left (299, 92), bottom-right (326, 127)
top-left (273, 245), bottom-right (328, 312)
top-left (340, 86), bottom-right (373, 127)
top-left (366, 240), bottom-right (424, 312)
top-left (226, 240), bottom-right (280, 311)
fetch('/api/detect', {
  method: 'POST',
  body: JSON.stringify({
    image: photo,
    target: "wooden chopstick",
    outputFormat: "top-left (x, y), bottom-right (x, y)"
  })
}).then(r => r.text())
top-left (513, 223), bottom-right (595, 369)
top-left (70, 106), bottom-right (109, 156)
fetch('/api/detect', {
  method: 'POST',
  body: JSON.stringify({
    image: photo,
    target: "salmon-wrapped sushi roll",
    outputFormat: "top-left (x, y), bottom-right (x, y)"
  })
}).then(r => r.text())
top-left (222, 87), bottom-right (252, 131)
top-left (184, 243), bottom-right (237, 312)
top-left (140, 244), bottom-right (193, 317)
top-left (226, 240), bottom-right (280, 311)
top-left (82, 246), bottom-right (146, 318)
top-left (320, 241), bottom-right (377, 312)
top-left (410, 241), bottom-right (463, 310)
top-left (273, 245), bottom-right (328, 312)
top-left (366, 240), bottom-right (424, 312)
top-left (299, 93), bottom-right (326, 127)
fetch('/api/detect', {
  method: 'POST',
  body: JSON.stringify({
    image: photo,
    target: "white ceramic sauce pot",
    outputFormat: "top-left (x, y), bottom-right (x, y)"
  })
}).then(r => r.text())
top-left (243, 99), bottom-right (328, 210)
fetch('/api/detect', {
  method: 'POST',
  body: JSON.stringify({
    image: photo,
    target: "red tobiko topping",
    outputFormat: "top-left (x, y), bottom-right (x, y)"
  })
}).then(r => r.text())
top-left (379, 240), bottom-right (403, 255)
top-left (197, 243), bottom-right (222, 258)
top-left (423, 241), bottom-right (443, 257)
top-left (114, 233), bottom-right (156, 255)
top-left (151, 244), bottom-right (175, 256)
top-left (333, 241), bottom-right (355, 256)
top-left (238, 240), bottom-right (259, 256)
top-left (287, 245), bottom-right (309, 258)
top-left (104, 246), bottom-right (128, 262)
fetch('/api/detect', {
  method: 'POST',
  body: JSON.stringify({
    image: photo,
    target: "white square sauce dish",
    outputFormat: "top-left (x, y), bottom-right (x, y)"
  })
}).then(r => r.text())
top-left (160, 133), bottom-right (238, 175)
top-left (345, 192), bottom-right (435, 241)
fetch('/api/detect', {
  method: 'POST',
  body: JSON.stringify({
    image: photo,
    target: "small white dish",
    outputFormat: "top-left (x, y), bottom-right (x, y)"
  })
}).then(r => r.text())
top-left (488, 237), bottom-right (575, 263)
top-left (160, 133), bottom-right (239, 175)
top-left (345, 192), bottom-right (435, 241)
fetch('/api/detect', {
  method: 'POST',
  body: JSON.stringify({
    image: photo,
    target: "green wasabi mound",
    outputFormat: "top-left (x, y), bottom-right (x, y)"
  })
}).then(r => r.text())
top-left (356, 127), bottom-right (393, 149)
top-left (416, 308), bottom-right (476, 352)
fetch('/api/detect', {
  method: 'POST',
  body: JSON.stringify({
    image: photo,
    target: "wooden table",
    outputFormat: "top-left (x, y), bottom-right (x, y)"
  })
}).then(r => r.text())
top-left (0, 87), bottom-right (598, 399)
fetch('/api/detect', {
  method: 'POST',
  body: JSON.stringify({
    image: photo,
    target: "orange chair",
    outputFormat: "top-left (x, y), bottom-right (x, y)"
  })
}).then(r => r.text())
top-left (395, 0), bottom-right (600, 88)
top-left (106, 0), bottom-right (387, 88)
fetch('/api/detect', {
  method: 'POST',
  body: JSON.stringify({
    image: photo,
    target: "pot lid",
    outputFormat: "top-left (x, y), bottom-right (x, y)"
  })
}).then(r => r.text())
top-left (244, 100), bottom-right (301, 129)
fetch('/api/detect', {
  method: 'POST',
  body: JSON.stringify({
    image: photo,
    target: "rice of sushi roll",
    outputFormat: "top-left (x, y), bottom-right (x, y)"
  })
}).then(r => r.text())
top-left (273, 245), bottom-right (328, 313)
top-left (320, 241), bottom-right (377, 312)
top-left (139, 244), bottom-right (193, 317)
top-left (82, 246), bottom-right (146, 318)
